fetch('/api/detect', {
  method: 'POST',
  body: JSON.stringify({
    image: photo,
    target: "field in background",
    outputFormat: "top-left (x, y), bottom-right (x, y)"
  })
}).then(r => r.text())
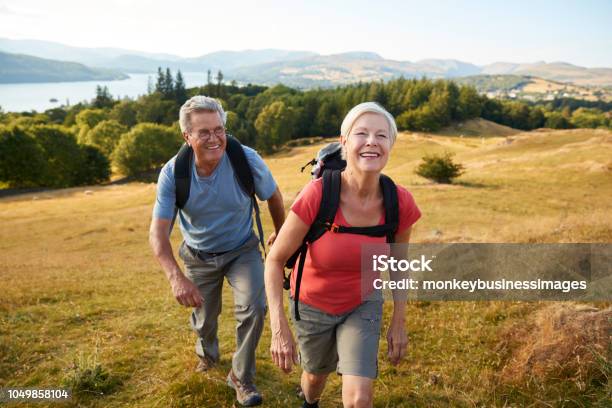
top-left (1, 121), bottom-right (611, 407)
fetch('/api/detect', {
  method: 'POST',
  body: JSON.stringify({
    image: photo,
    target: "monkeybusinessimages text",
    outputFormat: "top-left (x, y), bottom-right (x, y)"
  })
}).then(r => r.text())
top-left (371, 255), bottom-right (588, 293)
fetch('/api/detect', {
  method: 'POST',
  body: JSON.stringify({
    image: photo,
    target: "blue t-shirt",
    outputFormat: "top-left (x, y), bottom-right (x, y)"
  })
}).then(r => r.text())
top-left (153, 145), bottom-right (277, 252)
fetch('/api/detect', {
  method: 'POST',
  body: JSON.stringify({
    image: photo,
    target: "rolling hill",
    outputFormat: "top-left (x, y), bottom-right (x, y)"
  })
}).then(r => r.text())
top-left (0, 51), bottom-right (128, 83)
top-left (1, 127), bottom-right (610, 407)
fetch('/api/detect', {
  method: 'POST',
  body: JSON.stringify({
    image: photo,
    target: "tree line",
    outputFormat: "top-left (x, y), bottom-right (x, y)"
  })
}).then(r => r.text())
top-left (1, 69), bottom-right (610, 188)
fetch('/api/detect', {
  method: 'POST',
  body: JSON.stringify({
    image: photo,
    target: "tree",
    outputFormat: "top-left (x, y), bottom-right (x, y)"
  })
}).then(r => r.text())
top-left (254, 101), bottom-right (298, 153)
top-left (570, 108), bottom-right (607, 129)
top-left (164, 68), bottom-right (174, 99)
top-left (527, 107), bottom-right (546, 129)
top-left (427, 84), bottom-right (452, 126)
top-left (174, 70), bottom-right (188, 104)
top-left (0, 126), bottom-right (47, 187)
top-left (110, 100), bottom-right (138, 128)
top-left (93, 85), bottom-right (114, 109)
top-left (135, 93), bottom-right (177, 125)
top-left (112, 123), bottom-right (182, 176)
top-left (156, 67), bottom-right (165, 95)
top-left (76, 145), bottom-right (110, 185)
top-left (216, 70), bottom-right (224, 98)
top-left (29, 125), bottom-right (83, 187)
top-left (456, 86), bottom-right (483, 120)
top-left (81, 120), bottom-right (127, 157)
top-left (313, 99), bottom-right (341, 136)
top-left (544, 111), bottom-right (571, 129)
top-left (75, 109), bottom-right (107, 129)
top-left (396, 106), bottom-right (439, 132)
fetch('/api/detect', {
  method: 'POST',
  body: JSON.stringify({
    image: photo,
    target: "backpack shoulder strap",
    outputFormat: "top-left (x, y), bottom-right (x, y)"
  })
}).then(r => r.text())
top-left (174, 143), bottom-right (192, 209)
top-left (307, 169), bottom-right (341, 242)
top-left (380, 174), bottom-right (399, 243)
top-left (225, 135), bottom-right (254, 196)
top-left (225, 135), bottom-right (266, 255)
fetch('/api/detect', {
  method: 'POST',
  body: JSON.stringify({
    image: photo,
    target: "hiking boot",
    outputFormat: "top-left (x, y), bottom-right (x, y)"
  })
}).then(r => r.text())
top-left (195, 355), bottom-right (216, 372)
top-left (226, 369), bottom-right (263, 407)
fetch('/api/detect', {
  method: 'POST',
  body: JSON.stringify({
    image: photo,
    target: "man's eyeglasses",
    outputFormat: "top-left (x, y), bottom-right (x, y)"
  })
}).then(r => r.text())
top-left (191, 126), bottom-right (226, 140)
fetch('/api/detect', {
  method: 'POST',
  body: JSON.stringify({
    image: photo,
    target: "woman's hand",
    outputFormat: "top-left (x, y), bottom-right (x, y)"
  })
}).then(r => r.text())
top-left (386, 316), bottom-right (408, 365)
top-left (270, 316), bottom-right (299, 373)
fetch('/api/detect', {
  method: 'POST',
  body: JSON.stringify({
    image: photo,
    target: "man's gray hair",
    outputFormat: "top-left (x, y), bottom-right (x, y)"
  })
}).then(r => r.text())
top-left (340, 101), bottom-right (397, 145)
top-left (179, 95), bottom-right (227, 133)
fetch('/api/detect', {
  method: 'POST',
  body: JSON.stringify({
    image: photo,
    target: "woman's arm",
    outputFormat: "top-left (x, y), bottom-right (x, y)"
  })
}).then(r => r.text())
top-left (386, 226), bottom-right (412, 365)
top-left (265, 210), bottom-right (310, 373)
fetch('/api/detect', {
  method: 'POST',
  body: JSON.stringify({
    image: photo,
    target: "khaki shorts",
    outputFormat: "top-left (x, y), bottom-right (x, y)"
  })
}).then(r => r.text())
top-left (289, 297), bottom-right (383, 379)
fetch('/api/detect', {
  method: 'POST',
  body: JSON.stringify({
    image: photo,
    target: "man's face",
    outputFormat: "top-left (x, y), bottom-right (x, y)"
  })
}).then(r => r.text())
top-left (184, 110), bottom-right (226, 165)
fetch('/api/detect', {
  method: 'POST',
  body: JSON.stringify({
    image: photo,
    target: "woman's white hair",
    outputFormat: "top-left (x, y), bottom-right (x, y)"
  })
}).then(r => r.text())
top-left (179, 95), bottom-right (227, 133)
top-left (339, 102), bottom-right (398, 158)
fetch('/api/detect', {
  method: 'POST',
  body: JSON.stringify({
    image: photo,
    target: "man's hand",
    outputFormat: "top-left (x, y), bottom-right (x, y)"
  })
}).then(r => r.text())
top-left (267, 231), bottom-right (278, 247)
top-left (386, 318), bottom-right (408, 365)
top-left (170, 274), bottom-right (203, 307)
top-left (270, 317), bottom-right (298, 373)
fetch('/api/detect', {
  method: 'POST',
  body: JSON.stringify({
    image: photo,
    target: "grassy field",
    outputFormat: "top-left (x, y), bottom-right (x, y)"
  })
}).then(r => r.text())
top-left (1, 121), bottom-right (611, 407)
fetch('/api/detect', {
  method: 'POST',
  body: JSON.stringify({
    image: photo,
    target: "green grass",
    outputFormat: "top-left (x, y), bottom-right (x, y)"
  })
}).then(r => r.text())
top-left (0, 128), bottom-right (610, 407)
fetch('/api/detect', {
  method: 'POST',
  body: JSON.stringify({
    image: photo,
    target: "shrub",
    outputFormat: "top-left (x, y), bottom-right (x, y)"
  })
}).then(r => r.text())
top-left (112, 123), bottom-right (181, 176)
top-left (415, 152), bottom-right (464, 183)
top-left (75, 109), bottom-right (107, 129)
top-left (76, 145), bottom-right (111, 185)
top-left (0, 125), bottom-right (47, 187)
top-left (80, 120), bottom-right (127, 157)
top-left (30, 125), bottom-right (83, 187)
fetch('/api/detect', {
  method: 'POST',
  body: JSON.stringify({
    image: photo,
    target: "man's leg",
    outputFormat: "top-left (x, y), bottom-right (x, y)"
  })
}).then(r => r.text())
top-left (179, 242), bottom-right (224, 363)
top-left (341, 375), bottom-right (374, 408)
top-left (224, 243), bottom-right (267, 383)
top-left (301, 371), bottom-right (328, 405)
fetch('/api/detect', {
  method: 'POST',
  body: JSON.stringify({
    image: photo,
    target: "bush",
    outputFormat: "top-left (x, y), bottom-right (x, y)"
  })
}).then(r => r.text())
top-left (112, 123), bottom-right (182, 176)
top-left (80, 120), bottom-right (127, 157)
top-left (75, 109), bottom-right (107, 129)
top-left (415, 152), bottom-right (464, 183)
top-left (0, 125), bottom-right (47, 187)
top-left (30, 125), bottom-right (83, 187)
top-left (76, 145), bottom-right (111, 185)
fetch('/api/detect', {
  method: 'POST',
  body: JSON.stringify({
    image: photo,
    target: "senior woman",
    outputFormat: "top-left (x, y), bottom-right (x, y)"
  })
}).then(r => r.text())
top-left (264, 102), bottom-right (421, 408)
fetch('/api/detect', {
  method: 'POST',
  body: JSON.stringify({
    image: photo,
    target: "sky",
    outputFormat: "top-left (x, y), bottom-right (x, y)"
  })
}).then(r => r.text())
top-left (0, 0), bottom-right (611, 67)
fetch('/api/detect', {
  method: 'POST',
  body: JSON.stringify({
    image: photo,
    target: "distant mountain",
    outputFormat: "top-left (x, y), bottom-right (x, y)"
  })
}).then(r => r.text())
top-left (1, 37), bottom-right (611, 87)
top-left (416, 59), bottom-right (481, 77)
top-left (226, 54), bottom-right (485, 87)
top-left (481, 61), bottom-right (612, 86)
top-left (0, 51), bottom-right (128, 83)
top-left (0, 38), bottom-right (181, 67)
top-left (186, 49), bottom-right (317, 70)
top-left (0, 38), bottom-right (316, 74)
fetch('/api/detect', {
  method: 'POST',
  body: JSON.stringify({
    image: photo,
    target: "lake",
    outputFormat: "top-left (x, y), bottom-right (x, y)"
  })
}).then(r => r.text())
top-left (0, 72), bottom-right (209, 113)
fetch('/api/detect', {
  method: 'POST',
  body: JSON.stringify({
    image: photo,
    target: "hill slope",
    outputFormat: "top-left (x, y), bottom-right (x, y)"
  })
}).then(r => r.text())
top-left (0, 51), bottom-right (128, 83)
top-left (1, 129), bottom-right (610, 407)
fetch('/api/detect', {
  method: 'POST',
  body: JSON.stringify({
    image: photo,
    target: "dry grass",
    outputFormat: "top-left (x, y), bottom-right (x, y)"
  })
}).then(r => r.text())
top-left (498, 303), bottom-right (610, 384)
top-left (1, 127), bottom-right (611, 407)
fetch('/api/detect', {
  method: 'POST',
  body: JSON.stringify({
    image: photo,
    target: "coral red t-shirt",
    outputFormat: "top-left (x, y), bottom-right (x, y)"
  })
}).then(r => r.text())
top-left (290, 177), bottom-right (421, 315)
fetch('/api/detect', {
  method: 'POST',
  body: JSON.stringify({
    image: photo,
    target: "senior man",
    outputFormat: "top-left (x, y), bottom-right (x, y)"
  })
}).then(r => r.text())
top-left (149, 95), bottom-right (285, 407)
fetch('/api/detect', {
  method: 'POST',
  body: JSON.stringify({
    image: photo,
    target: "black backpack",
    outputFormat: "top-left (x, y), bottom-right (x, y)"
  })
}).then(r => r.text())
top-left (171, 135), bottom-right (266, 255)
top-left (287, 143), bottom-right (399, 321)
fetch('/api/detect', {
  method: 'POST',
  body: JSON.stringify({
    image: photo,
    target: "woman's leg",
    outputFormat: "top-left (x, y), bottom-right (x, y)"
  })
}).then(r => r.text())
top-left (342, 375), bottom-right (373, 408)
top-left (301, 371), bottom-right (329, 404)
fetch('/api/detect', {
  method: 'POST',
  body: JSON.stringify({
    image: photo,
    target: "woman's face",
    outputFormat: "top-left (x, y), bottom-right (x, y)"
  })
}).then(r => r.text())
top-left (341, 112), bottom-right (391, 174)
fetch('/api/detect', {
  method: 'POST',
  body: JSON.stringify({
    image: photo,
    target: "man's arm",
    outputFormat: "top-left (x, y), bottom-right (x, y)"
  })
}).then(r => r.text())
top-left (265, 187), bottom-right (285, 245)
top-left (149, 217), bottom-right (202, 307)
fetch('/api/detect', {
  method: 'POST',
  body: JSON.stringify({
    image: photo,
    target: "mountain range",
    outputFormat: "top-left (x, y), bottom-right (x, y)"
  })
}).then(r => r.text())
top-left (1, 37), bottom-right (611, 87)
